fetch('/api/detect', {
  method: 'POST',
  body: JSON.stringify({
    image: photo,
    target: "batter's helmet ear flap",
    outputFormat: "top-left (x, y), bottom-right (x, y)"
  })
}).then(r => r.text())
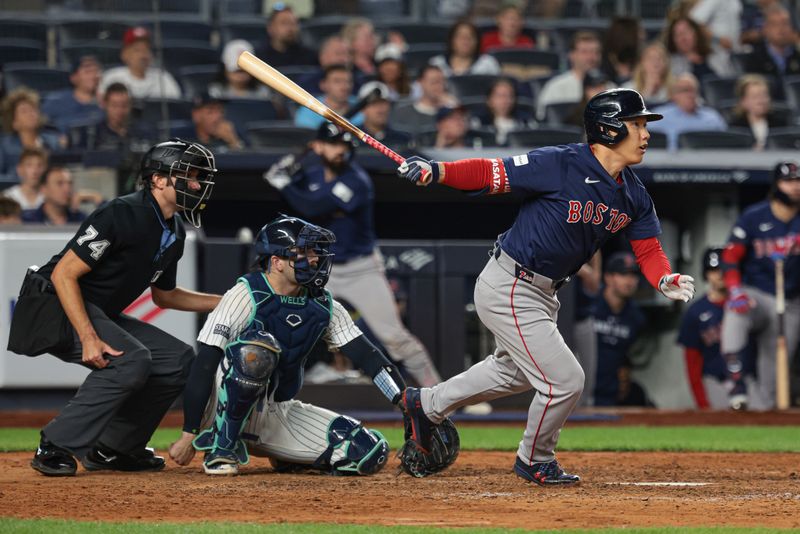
top-left (584, 88), bottom-right (663, 146)
top-left (771, 160), bottom-right (800, 207)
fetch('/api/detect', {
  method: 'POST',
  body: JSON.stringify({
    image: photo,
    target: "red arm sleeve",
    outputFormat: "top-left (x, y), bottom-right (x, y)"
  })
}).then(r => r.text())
top-left (721, 242), bottom-right (746, 289)
top-left (441, 158), bottom-right (510, 195)
top-left (630, 237), bottom-right (672, 289)
top-left (684, 347), bottom-right (709, 409)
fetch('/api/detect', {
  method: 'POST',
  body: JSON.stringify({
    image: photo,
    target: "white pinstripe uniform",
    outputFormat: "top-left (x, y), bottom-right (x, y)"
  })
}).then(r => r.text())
top-left (196, 282), bottom-right (368, 465)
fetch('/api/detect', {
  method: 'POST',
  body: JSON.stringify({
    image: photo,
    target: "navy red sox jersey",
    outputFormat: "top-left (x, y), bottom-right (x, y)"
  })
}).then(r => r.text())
top-left (498, 144), bottom-right (662, 280)
top-left (728, 200), bottom-right (800, 298)
top-left (592, 295), bottom-right (646, 406)
top-left (677, 295), bottom-right (727, 380)
top-left (282, 162), bottom-right (376, 263)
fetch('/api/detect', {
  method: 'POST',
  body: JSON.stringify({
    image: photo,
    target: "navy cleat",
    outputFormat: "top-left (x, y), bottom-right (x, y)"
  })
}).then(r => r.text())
top-left (203, 449), bottom-right (239, 476)
top-left (401, 387), bottom-right (435, 453)
top-left (83, 444), bottom-right (165, 472)
top-left (31, 433), bottom-right (77, 477)
top-left (514, 457), bottom-right (581, 486)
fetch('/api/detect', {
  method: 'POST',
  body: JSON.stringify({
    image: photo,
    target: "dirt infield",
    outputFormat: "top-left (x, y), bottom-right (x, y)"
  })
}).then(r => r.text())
top-left (1, 450), bottom-right (799, 529)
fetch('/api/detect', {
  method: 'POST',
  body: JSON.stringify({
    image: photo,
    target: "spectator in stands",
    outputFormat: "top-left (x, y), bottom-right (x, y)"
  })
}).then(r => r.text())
top-left (173, 93), bottom-right (244, 153)
top-left (623, 41), bottom-right (673, 105)
top-left (375, 44), bottom-right (411, 100)
top-left (209, 40), bottom-right (272, 100)
top-left (649, 72), bottom-right (727, 150)
top-left (729, 73), bottom-right (790, 150)
top-left (593, 252), bottom-right (649, 407)
top-left (536, 31), bottom-right (602, 120)
top-left (471, 77), bottom-right (534, 145)
top-left (358, 81), bottom-right (411, 149)
top-left (0, 88), bottom-right (64, 179)
top-left (664, 16), bottom-right (734, 82)
top-left (430, 20), bottom-right (501, 78)
top-left (565, 69), bottom-right (611, 128)
top-left (21, 166), bottom-right (88, 225)
top-left (740, 0), bottom-right (797, 46)
top-left (0, 197), bottom-right (22, 225)
top-left (390, 65), bottom-right (458, 134)
top-left (433, 106), bottom-right (469, 149)
top-left (41, 55), bottom-right (103, 133)
top-left (68, 83), bottom-right (150, 151)
top-left (99, 26), bottom-right (181, 100)
top-left (480, 4), bottom-right (534, 53)
top-left (689, 0), bottom-right (743, 51)
top-left (2, 147), bottom-right (46, 210)
top-left (342, 18), bottom-right (379, 77)
top-left (296, 65), bottom-right (362, 130)
top-left (255, 3), bottom-right (317, 68)
top-left (742, 4), bottom-right (800, 98)
top-left (601, 16), bottom-right (643, 85)
top-left (298, 35), bottom-right (355, 96)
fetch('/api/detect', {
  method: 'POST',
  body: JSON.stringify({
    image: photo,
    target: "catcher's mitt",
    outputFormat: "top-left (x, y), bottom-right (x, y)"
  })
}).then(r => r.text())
top-left (397, 418), bottom-right (460, 478)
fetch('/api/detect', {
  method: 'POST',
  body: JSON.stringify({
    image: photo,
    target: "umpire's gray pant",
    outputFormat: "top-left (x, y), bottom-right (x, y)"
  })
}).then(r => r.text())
top-left (43, 302), bottom-right (194, 459)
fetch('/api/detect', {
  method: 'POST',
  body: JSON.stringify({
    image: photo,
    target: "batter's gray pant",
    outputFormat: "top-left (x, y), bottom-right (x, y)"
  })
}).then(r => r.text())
top-left (326, 250), bottom-right (441, 387)
top-left (43, 302), bottom-right (194, 459)
top-left (720, 285), bottom-right (800, 410)
top-left (421, 253), bottom-right (584, 464)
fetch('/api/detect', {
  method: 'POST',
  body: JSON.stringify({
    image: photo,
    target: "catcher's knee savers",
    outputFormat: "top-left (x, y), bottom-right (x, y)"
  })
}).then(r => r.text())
top-left (195, 328), bottom-right (281, 464)
top-left (313, 415), bottom-right (389, 476)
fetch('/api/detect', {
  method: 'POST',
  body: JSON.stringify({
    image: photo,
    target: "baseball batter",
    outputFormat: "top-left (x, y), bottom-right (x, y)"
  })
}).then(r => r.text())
top-left (169, 215), bottom-right (408, 475)
top-left (397, 88), bottom-right (695, 485)
top-left (720, 161), bottom-right (800, 410)
top-left (264, 123), bottom-right (441, 386)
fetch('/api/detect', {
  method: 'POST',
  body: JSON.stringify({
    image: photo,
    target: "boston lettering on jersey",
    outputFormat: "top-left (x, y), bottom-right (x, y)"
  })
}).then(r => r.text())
top-left (497, 144), bottom-right (660, 281)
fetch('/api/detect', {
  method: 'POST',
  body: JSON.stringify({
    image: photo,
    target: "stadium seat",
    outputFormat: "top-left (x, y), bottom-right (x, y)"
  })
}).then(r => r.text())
top-left (385, 22), bottom-right (450, 45)
top-left (224, 99), bottom-right (279, 130)
top-left (677, 129), bottom-right (755, 150)
top-left (701, 76), bottom-right (738, 108)
top-left (177, 65), bottom-right (219, 98)
top-left (160, 41), bottom-right (220, 72)
top-left (766, 127), bottom-right (800, 149)
top-left (301, 17), bottom-right (351, 49)
top-left (489, 49), bottom-right (561, 79)
top-left (137, 98), bottom-right (193, 124)
top-left (0, 39), bottom-right (46, 64)
top-left (247, 122), bottom-right (316, 149)
top-left (147, 21), bottom-right (213, 44)
top-left (220, 21), bottom-right (267, 48)
top-left (449, 74), bottom-right (502, 100)
top-left (156, 119), bottom-right (196, 137)
top-left (507, 127), bottom-right (584, 148)
top-left (783, 75), bottom-right (800, 111)
top-left (57, 21), bottom-right (128, 46)
top-left (544, 101), bottom-right (579, 126)
top-left (647, 131), bottom-right (668, 149)
top-left (730, 52), bottom-right (751, 75)
top-left (359, 0), bottom-right (407, 18)
top-left (403, 44), bottom-right (446, 77)
top-left (0, 20), bottom-right (48, 46)
top-left (60, 42), bottom-right (121, 68)
top-left (3, 63), bottom-right (72, 94)
top-left (413, 128), bottom-right (499, 148)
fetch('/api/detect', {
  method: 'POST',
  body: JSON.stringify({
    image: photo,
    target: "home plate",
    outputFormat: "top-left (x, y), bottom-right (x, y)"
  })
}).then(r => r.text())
top-left (607, 482), bottom-right (713, 487)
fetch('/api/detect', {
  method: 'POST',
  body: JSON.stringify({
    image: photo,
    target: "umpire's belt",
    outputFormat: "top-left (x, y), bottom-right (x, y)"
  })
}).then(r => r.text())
top-left (492, 244), bottom-right (568, 291)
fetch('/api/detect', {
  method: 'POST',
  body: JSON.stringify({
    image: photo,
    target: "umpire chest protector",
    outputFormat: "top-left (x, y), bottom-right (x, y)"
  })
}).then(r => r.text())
top-left (239, 271), bottom-right (332, 401)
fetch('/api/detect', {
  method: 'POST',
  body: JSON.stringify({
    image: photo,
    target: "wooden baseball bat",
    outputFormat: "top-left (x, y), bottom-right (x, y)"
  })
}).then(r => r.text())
top-left (775, 257), bottom-right (790, 410)
top-left (238, 51), bottom-right (405, 166)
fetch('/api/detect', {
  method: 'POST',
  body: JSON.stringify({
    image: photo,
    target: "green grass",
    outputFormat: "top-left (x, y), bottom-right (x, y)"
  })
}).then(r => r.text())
top-left (2, 425), bottom-right (799, 453)
top-left (0, 520), bottom-right (798, 534)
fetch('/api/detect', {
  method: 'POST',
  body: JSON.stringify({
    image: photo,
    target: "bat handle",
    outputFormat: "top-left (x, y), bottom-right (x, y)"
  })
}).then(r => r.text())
top-left (361, 134), bottom-right (405, 165)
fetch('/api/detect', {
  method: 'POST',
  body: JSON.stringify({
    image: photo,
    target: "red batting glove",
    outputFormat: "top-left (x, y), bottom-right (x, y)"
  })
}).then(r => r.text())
top-left (726, 286), bottom-right (751, 314)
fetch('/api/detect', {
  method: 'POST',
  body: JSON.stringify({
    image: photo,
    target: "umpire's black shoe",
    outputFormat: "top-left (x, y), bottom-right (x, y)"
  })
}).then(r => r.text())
top-left (82, 444), bottom-right (165, 472)
top-left (31, 433), bottom-right (77, 477)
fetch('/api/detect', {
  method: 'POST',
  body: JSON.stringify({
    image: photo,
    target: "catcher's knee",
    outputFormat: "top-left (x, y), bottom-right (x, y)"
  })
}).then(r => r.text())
top-left (316, 415), bottom-right (389, 476)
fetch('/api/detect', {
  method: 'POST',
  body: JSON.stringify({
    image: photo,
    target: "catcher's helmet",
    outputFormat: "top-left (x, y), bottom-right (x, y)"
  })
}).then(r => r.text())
top-left (140, 138), bottom-right (217, 228)
top-left (702, 247), bottom-right (723, 277)
top-left (254, 214), bottom-right (336, 289)
top-left (584, 88), bottom-right (663, 145)
top-left (771, 160), bottom-right (800, 207)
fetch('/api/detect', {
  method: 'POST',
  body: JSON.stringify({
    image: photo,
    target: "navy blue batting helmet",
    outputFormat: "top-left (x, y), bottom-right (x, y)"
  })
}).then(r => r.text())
top-left (702, 247), bottom-right (723, 277)
top-left (254, 215), bottom-right (336, 289)
top-left (584, 88), bottom-right (663, 145)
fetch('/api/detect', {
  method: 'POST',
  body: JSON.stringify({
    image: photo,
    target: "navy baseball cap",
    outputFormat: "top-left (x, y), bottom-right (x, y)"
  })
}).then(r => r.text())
top-left (435, 105), bottom-right (466, 123)
top-left (192, 92), bottom-right (222, 108)
top-left (70, 55), bottom-right (100, 74)
top-left (605, 251), bottom-right (638, 274)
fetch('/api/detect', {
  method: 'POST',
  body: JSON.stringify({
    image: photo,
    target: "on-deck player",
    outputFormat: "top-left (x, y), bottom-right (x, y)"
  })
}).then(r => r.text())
top-left (720, 161), bottom-right (800, 410)
top-left (396, 88), bottom-right (695, 485)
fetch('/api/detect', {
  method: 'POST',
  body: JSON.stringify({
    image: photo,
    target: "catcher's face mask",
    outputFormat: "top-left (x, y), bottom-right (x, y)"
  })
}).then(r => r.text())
top-left (169, 143), bottom-right (216, 228)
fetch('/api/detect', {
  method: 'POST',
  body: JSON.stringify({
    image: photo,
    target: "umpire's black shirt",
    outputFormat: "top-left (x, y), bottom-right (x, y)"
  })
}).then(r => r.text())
top-left (37, 188), bottom-right (185, 318)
